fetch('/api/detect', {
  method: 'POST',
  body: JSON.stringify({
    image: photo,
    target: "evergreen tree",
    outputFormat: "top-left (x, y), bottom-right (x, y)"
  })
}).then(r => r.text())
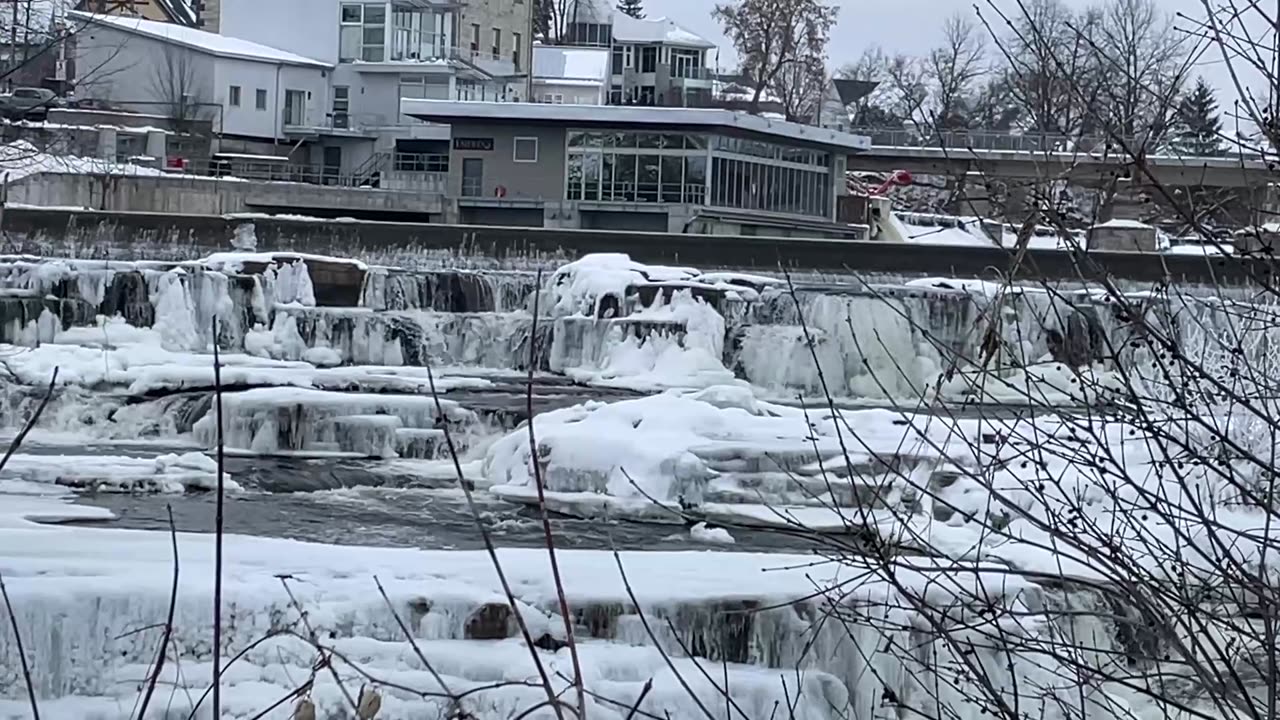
top-left (616, 0), bottom-right (644, 19)
top-left (1173, 78), bottom-right (1224, 157)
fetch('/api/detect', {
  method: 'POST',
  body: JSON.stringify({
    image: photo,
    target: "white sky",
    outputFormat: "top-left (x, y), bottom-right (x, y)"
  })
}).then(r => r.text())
top-left (642, 0), bottom-right (1262, 115)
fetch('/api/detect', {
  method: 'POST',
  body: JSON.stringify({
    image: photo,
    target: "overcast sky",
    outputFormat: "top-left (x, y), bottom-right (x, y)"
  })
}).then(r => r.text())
top-left (644, 0), bottom-right (1250, 99)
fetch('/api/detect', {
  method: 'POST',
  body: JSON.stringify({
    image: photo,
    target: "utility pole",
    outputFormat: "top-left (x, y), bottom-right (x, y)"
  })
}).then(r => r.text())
top-left (10, 0), bottom-right (18, 86)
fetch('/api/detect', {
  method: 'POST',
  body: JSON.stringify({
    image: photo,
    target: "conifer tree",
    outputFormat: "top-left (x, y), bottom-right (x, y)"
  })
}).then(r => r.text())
top-left (1173, 78), bottom-right (1224, 156)
top-left (616, 0), bottom-right (644, 20)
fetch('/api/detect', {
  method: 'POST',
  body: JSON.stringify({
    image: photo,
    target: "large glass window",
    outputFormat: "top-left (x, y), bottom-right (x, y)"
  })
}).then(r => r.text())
top-left (639, 46), bottom-right (657, 73)
top-left (340, 2), bottom-right (398, 62)
top-left (565, 130), bottom-right (708, 204)
top-left (707, 135), bottom-right (832, 218)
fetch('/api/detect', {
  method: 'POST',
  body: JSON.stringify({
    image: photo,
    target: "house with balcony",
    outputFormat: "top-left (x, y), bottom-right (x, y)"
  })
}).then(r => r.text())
top-left (400, 99), bottom-right (869, 238)
top-left (199, 0), bottom-right (529, 175)
top-left (606, 15), bottom-right (714, 107)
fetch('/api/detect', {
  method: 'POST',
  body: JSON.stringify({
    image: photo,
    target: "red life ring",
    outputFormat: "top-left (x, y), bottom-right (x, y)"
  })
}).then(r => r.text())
top-left (494, 185), bottom-right (507, 198)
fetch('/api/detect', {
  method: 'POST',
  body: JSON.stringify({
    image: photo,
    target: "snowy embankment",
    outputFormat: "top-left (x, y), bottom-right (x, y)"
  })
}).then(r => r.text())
top-left (0, 491), bottom-right (1143, 720)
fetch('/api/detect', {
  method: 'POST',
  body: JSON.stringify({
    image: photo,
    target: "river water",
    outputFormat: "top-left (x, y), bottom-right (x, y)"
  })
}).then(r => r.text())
top-left (40, 444), bottom-right (832, 554)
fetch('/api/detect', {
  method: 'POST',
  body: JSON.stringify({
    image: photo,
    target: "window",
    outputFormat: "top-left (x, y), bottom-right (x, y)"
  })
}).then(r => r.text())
top-left (540, 93), bottom-right (564, 104)
top-left (255, 88), bottom-right (267, 110)
top-left (228, 85), bottom-right (241, 107)
top-left (513, 136), bottom-right (538, 162)
top-left (339, 3), bottom-right (361, 61)
top-left (470, 23), bottom-right (480, 52)
top-left (331, 86), bottom-right (349, 126)
top-left (608, 87), bottom-right (622, 104)
top-left (611, 46), bottom-right (623, 75)
top-left (491, 28), bottom-right (500, 59)
top-left (639, 46), bottom-right (657, 73)
top-left (283, 89), bottom-right (306, 125)
top-left (512, 32), bottom-right (521, 71)
top-left (339, 2), bottom-right (388, 62)
top-left (362, 4), bottom-right (386, 62)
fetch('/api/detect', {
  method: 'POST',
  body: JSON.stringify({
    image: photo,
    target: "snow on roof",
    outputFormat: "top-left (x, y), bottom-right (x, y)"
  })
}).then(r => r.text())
top-left (401, 100), bottom-right (872, 152)
top-left (68, 10), bottom-right (330, 68)
top-left (533, 45), bottom-right (609, 82)
top-left (1091, 218), bottom-right (1154, 230)
top-left (611, 14), bottom-right (715, 48)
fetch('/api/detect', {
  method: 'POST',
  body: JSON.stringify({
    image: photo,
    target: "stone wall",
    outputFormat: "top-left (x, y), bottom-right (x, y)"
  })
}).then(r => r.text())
top-left (0, 207), bottom-right (1265, 285)
top-left (8, 173), bottom-right (444, 216)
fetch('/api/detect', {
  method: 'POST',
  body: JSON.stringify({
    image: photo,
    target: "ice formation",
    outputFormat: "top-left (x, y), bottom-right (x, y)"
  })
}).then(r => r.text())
top-left (0, 490), bottom-right (1156, 720)
top-left (0, 249), bottom-right (1275, 719)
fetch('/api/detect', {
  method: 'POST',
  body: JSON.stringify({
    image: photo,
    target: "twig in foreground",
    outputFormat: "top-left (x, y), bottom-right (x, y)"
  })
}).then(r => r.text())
top-left (135, 505), bottom-right (180, 720)
top-left (211, 317), bottom-right (227, 719)
top-left (526, 270), bottom-right (587, 719)
top-left (0, 366), bottom-right (58, 474)
top-left (0, 569), bottom-right (39, 720)
top-left (0, 367), bottom-right (60, 720)
top-left (423, 362), bottom-right (570, 720)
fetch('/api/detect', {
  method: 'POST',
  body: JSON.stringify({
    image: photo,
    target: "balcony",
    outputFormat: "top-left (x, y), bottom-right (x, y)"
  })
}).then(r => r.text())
top-left (665, 65), bottom-right (716, 87)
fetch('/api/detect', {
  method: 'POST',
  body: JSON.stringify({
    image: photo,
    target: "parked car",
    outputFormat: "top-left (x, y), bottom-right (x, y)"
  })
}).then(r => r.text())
top-left (0, 87), bottom-right (62, 120)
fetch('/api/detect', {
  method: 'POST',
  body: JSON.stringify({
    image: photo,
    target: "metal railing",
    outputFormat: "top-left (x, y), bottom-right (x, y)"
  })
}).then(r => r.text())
top-left (850, 127), bottom-right (1152, 154)
top-left (670, 66), bottom-right (714, 81)
top-left (187, 155), bottom-right (442, 191)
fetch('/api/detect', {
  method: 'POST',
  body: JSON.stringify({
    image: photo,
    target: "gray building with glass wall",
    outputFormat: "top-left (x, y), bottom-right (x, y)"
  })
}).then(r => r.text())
top-left (399, 100), bottom-right (870, 237)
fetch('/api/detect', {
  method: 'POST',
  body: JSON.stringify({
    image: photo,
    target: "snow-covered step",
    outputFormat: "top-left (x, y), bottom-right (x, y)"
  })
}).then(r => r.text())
top-left (704, 472), bottom-right (894, 508)
top-left (192, 388), bottom-right (477, 456)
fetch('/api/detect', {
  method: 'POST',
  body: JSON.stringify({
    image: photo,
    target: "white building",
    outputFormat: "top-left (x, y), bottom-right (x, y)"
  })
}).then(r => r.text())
top-left (70, 11), bottom-right (331, 145)
top-left (531, 45), bottom-right (608, 105)
top-left (606, 15), bottom-right (715, 107)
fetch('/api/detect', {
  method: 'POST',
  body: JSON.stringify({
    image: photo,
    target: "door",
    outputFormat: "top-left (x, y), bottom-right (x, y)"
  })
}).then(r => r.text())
top-left (461, 157), bottom-right (483, 197)
top-left (322, 146), bottom-right (342, 186)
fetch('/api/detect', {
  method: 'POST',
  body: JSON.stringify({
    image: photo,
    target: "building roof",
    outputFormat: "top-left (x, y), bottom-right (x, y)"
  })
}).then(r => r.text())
top-left (612, 14), bottom-right (715, 49)
top-left (533, 45), bottom-right (609, 82)
top-left (68, 10), bottom-right (331, 67)
top-left (832, 79), bottom-right (878, 107)
top-left (400, 100), bottom-right (872, 152)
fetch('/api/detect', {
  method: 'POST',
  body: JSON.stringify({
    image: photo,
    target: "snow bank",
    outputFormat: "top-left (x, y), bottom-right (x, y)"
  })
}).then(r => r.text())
top-left (0, 140), bottom-right (171, 183)
top-left (0, 486), bottom-right (1122, 720)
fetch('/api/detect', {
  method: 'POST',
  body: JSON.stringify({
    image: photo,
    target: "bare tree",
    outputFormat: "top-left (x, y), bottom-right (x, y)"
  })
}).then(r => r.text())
top-left (926, 13), bottom-right (987, 129)
top-left (148, 44), bottom-right (208, 131)
top-left (883, 53), bottom-right (929, 124)
top-left (837, 46), bottom-right (901, 126)
top-left (712, 0), bottom-right (838, 115)
top-left (989, 0), bottom-right (1109, 137)
top-left (773, 57), bottom-right (826, 122)
top-left (1092, 0), bottom-right (1192, 143)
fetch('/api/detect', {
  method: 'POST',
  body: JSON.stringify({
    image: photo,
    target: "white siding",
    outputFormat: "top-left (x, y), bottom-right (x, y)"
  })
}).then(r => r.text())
top-left (219, 0), bottom-right (339, 64)
top-left (532, 81), bottom-right (605, 105)
top-left (74, 25), bottom-right (216, 122)
top-left (213, 58), bottom-right (329, 138)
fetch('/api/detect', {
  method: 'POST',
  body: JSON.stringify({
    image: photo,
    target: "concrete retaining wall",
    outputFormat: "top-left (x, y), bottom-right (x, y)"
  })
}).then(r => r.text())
top-left (8, 173), bottom-right (444, 217)
top-left (0, 207), bottom-right (1263, 284)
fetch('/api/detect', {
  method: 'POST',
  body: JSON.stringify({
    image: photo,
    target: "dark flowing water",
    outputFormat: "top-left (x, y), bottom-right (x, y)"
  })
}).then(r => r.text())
top-left (50, 450), bottom-right (833, 554)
